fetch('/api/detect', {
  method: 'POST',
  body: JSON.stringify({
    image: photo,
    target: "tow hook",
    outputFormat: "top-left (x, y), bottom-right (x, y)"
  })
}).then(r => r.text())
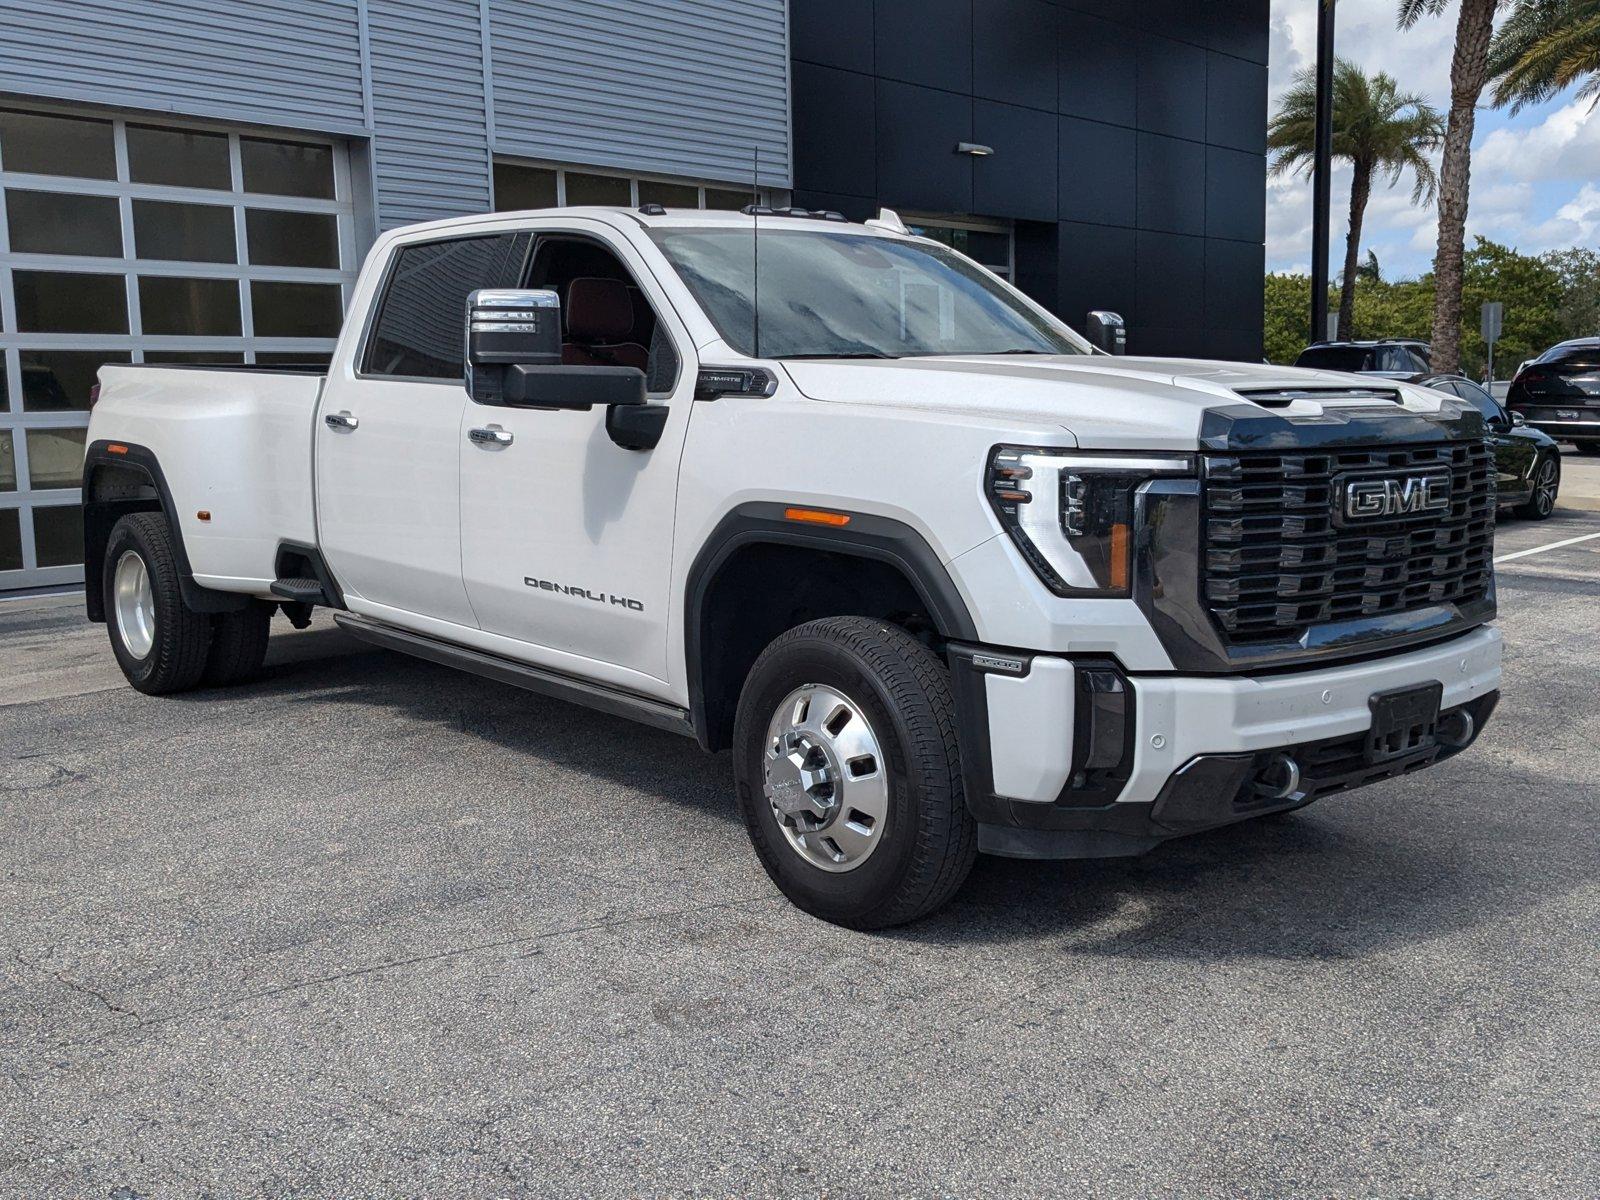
top-left (1437, 707), bottom-right (1475, 750)
top-left (1254, 753), bottom-right (1302, 802)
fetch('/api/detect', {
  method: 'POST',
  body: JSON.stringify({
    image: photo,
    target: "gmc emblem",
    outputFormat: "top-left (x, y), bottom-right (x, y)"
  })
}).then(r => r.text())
top-left (1339, 472), bottom-right (1452, 523)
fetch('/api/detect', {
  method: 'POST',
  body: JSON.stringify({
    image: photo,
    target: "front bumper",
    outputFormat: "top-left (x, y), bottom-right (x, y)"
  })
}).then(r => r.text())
top-left (949, 624), bottom-right (1503, 859)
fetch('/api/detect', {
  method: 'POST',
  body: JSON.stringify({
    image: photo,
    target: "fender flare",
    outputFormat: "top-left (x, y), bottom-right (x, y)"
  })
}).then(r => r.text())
top-left (682, 501), bottom-right (978, 747)
top-left (82, 440), bottom-right (250, 620)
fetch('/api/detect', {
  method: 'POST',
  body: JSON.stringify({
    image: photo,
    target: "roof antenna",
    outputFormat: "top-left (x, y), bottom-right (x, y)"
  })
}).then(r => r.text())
top-left (751, 145), bottom-right (762, 359)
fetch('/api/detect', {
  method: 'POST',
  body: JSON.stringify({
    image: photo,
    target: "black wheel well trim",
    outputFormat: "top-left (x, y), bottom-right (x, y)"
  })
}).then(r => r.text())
top-left (683, 502), bottom-right (979, 750)
top-left (82, 440), bottom-right (249, 619)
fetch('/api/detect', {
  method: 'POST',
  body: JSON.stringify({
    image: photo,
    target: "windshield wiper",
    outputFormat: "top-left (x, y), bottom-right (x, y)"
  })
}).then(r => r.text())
top-left (778, 352), bottom-right (901, 360)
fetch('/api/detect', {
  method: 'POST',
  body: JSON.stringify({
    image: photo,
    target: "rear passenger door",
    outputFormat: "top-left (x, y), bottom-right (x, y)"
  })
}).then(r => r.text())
top-left (317, 232), bottom-right (529, 630)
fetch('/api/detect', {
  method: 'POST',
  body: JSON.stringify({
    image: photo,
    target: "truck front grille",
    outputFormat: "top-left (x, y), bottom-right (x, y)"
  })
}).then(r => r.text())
top-left (1200, 440), bottom-right (1495, 645)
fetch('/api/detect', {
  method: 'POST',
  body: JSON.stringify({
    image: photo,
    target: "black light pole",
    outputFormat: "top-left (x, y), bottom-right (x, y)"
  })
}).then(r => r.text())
top-left (1310, 0), bottom-right (1337, 345)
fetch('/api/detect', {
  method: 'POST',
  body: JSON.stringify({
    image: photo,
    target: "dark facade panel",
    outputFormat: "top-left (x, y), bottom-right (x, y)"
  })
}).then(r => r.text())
top-left (1136, 34), bottom-right (1208, 143)
top-left (874, 0), bottom-right (972, 93)
top-left (1205, 237), bottom-right (1266, 335)
top-left (1207, 52), bottom-right (1270, 155)
top-left (1136, 229), bottom-right (1206, 330)
top-left (1205, 146), bottom-right (1267, 243)
top-left (794, 62), bottom-right (877, 199)
top-left (1059, 116), bottom-right (1135, 227)
top-left (1058, 11), bottom-right (1137, 127)
top-left (1204, 0), bottom-right (1272, 64)
top-left (791, 0), bottom-right (874, 74)
top-left (1059, 220), bottom-right (1136, 333)
top-left (973, 0), bottom-right (1058, 112)
top-left (875, 79), bottom-right (973, 213)
top-left (1137, 132), bottom-right (1206, 237)
top-left (974, 101), bottom-right (1058, 222)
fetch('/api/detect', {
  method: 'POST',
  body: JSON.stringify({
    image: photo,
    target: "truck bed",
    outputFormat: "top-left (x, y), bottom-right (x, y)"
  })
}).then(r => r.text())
top-left (88, 364), bottom-right (327, 594)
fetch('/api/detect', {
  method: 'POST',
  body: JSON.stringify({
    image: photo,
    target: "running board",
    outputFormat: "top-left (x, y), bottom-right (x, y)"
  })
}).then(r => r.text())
top-left (332, 613), bottom-right (695, 738)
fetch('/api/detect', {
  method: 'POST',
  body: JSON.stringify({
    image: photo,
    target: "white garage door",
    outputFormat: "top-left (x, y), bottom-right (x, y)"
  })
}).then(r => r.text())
top-left (0, 104), bottom-right (359, 592)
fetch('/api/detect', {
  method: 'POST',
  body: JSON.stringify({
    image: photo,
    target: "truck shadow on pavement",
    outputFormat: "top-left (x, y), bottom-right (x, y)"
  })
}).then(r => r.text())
top-left (241, 628), bottom-right (1543, 963)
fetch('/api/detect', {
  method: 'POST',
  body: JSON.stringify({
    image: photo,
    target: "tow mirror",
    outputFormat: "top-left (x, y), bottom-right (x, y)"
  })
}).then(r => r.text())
top-left (464, 287), bottom-right (665, 449)
top-left (1086, 310), bottom-right (1127, 355)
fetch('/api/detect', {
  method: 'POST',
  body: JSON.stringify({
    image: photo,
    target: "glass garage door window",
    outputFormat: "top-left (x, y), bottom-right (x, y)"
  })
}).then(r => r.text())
top-left (0, 106), bottom-right (358, 591)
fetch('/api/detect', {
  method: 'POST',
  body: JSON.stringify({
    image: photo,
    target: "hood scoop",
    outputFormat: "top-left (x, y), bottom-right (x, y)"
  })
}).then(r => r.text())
top-left (1237, 385), bottom-right (1402, 409)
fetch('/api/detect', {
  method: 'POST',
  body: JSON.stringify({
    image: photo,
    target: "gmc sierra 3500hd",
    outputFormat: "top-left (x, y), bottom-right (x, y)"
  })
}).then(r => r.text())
top-left (83, 204), bottom-right (1502, 929)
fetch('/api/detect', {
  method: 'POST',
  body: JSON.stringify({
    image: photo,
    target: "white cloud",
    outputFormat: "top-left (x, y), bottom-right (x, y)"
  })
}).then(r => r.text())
top-left (1474, 99), bottom-right (1600, 182)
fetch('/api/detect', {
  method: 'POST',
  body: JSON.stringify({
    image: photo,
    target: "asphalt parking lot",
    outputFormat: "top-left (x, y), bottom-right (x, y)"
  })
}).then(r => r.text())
top-left (4, 485), bottom-right (1598, 1197)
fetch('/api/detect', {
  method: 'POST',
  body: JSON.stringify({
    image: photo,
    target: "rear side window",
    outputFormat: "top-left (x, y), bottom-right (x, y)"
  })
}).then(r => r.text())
top-left (363, 233), bottom-right (530, 379)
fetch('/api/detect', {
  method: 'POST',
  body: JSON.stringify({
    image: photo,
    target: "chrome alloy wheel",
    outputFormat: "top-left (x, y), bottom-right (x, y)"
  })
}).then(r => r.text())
top-left (1533, 457), bottom-right (1559, 516)
top-left (763, 684), bottom-right (889, 873)
top-left (113, 549), bottom-right (156, 659)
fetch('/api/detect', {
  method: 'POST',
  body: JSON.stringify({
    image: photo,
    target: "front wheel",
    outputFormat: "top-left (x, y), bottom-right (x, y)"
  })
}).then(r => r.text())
top-left (1515, 454), bottom-right (1560, 520)
top-left (732, 616), bottom-right (977, 930)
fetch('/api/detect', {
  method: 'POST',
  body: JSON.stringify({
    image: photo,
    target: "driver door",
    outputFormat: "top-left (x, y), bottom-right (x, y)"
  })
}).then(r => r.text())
top-left (457, 222), bottom-right (695, 691)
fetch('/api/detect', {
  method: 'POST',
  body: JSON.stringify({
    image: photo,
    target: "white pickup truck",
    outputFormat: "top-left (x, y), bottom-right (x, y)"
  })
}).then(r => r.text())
top-left (84, 204), bottom-right (1502, 928)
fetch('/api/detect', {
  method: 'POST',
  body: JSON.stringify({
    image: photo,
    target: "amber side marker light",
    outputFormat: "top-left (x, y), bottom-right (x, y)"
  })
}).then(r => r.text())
top-left (783, 507), bottom-right (851, 527)
top-left (106, 443), bottom-right (129, 455)
top-left (196, 511), bottom-right (212, 523)
top-left (1109, 523), bottom-right (1131, 591)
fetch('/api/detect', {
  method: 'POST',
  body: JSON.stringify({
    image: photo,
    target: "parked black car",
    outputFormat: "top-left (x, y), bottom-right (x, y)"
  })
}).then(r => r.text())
top-left (1411, 374), bottom-right (1561, 520)
top-left (1296, 339), bottom-right (1433, 377)
top-left (1505, 337), bottom-right (1600, 455)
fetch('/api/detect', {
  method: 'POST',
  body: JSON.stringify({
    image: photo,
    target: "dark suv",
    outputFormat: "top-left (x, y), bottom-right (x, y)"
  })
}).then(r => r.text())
top-left (1295, 339), bottom-right (1433, 377)
top-left (1506, 338), bottom-right (1600, 454)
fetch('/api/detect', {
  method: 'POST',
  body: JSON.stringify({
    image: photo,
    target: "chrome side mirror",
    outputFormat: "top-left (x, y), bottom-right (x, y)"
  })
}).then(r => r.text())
top-left (1511, 411), bottom-right (1526, 427)
top-left (466, 288), bottom-right (561, 405)
top-left (1086, 310), bottom-right (1127, 355)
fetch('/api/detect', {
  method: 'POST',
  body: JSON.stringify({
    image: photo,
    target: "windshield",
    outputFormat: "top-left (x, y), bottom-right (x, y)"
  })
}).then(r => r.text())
top-left (649, 228), bottom-right (1086, 359)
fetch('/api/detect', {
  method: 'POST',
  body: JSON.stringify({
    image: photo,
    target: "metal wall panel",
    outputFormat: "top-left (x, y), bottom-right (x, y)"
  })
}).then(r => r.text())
top-left (365, 0), bottom-right (493, 228)
top-left (488, 0), bottom-right (790, 189)
top-left (0, 0), bottom-right (367, 134)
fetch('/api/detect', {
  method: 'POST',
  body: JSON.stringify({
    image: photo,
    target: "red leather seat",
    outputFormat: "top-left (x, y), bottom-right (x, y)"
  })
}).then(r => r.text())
top-left (562, 277), bottom-right (649, 371)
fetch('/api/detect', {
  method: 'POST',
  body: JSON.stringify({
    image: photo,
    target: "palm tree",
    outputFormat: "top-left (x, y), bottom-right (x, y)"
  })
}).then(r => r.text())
top-left (1399, 0), bottom-right (1507, 374)
top-left (1490, 0), bottom-right (1600, 112)
top-left (1269, 61), bottom-right (1443, 340)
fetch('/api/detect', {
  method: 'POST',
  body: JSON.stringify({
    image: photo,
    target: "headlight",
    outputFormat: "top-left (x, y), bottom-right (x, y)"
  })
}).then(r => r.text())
top-left (986, 447), bottom-right (1194, 597)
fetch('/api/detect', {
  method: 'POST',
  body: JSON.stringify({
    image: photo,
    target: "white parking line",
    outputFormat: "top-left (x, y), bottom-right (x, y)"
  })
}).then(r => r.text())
top-left (1495, 530), bottom-right (1600, 564)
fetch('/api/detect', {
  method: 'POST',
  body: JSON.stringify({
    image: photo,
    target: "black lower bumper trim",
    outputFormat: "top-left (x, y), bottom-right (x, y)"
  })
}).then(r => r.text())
top-left (976, 690), bottom-right (1500, 860)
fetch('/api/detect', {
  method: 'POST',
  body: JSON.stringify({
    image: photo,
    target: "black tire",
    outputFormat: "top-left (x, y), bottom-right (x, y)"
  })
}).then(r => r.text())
top-left (1515, 454), bottom-right (1560, 521)
top-left (732, 616), bottom-right (977, 930)
top-left (203, 601), bottom-right (274, 686)
top-left (103, 512), bottom-right (212, 695)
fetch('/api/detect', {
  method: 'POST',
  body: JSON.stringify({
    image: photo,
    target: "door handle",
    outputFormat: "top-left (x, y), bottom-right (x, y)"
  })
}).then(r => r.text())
top-left (324, 411), bottom-right (359, 431)
top-left (468, 425), bottom-right (514, 447)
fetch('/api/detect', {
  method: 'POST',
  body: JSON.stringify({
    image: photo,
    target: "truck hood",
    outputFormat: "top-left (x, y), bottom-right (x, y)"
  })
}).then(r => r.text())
top-left (779, 354), bottom-right (1458, 450)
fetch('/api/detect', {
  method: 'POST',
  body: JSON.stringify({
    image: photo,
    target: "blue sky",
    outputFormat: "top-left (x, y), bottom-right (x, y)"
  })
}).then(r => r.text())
top-left (1266, 0), bottom-right (1600, 278)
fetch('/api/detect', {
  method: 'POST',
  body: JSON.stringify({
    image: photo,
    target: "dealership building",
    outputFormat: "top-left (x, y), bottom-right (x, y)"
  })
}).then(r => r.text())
top-left (0, 0), bottom-right (1267, 592)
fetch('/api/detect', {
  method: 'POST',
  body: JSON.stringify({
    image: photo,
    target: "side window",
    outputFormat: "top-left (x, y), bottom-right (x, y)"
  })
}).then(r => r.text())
top-left (1455, 379), bottom-right (1503, 422)
top-left (1378, 346), bottom-right (1410, 372)
top-left (1407, 350), bottom-right (1432, 373)
top-left (363, 232), bottom-right (531, 379)
top-left (525, 235), bottom-right (681, 395)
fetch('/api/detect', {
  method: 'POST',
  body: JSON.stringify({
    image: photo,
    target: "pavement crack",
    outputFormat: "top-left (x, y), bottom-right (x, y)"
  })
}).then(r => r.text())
top-left (11, 951), bottom-right (142, 1023)
top-left (91, 892), bottom-right (779, 1034)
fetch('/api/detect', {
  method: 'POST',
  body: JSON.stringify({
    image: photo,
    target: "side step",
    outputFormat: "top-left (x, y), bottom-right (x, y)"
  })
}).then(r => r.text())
top-left (270, 577), bottom-right (326, 603)
top-left (332, 612), bottom-right (695, 739)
